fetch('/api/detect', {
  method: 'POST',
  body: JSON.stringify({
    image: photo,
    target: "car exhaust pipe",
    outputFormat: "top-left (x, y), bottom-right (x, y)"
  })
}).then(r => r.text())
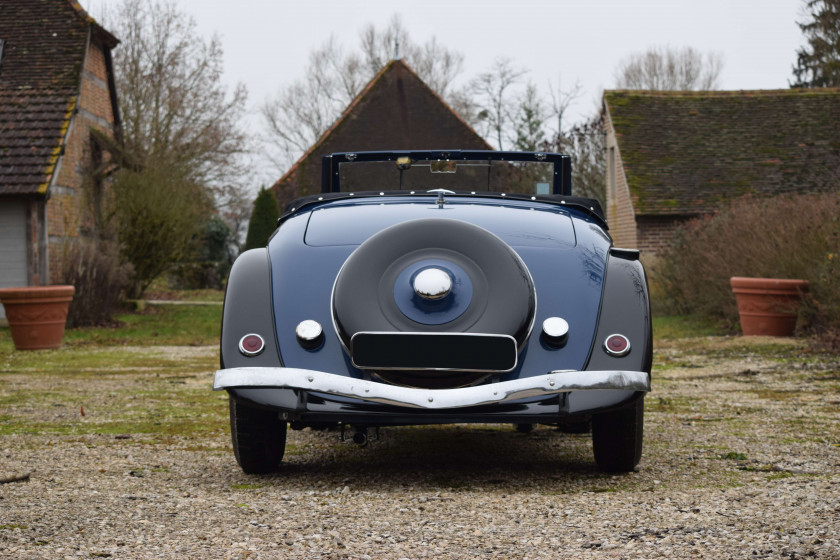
top-left (352, 426), bottom-right (368, 446)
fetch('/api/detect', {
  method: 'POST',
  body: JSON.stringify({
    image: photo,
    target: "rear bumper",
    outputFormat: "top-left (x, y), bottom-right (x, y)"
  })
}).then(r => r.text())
top-left (213, 367), bottom-right (650, 410)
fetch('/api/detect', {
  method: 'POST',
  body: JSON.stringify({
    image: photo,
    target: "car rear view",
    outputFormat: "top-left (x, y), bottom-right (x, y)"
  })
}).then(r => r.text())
top-left (215, 151), bottom-right (651, 474)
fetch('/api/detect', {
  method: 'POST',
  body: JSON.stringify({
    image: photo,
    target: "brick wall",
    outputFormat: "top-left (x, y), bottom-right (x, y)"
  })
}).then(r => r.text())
top-left (635, 215), bottom-right (694, 255)
top-left (46, 38), bottom-right (117, 281)
top-left (604, 109), bottom-right (638, 249)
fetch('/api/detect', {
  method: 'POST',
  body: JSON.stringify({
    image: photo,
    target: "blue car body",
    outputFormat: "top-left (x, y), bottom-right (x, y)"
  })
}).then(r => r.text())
top-left (215, 151), bottom-right (652, 473)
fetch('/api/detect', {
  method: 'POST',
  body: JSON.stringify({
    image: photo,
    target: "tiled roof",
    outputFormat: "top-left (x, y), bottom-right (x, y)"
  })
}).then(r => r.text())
top-left (605, 89), bottom-right (840, 216)
top-left (0, 0), bottom-right (116, 196)
top-left (272, 59), bottom-right (492, 208)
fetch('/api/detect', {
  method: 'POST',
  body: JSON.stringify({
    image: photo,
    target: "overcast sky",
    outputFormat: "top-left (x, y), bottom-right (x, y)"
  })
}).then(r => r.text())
top-left (85, 0), bottom-right (806, 184)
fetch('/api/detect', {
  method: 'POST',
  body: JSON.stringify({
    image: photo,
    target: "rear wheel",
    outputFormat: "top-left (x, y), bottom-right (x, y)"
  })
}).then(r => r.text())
top-left (229, 397), bottom-right (287, 474)
top-left (591, 397), bottom-right (644, 472)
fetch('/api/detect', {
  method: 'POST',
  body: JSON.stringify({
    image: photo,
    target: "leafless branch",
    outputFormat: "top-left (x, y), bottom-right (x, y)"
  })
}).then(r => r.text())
top-left (614, 46), bottom-right (724, 91)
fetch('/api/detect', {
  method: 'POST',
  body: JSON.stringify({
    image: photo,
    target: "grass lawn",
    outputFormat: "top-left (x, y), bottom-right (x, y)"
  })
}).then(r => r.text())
top-left (0, 300), bottom-right (745, 443)
top-left (651, 313), bottom-right (728, 340)
top-left (0, 296), bottom-right (727, 361)
top-left (0, 295), bottom-right (227, 440)
top-left (0, 295), bottom-right (227, 439)
top-left (1, 299), bottom-right (223, 351)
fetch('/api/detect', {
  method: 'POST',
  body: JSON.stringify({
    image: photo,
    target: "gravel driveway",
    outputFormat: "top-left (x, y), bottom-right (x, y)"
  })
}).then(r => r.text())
top-left (1, 336), bottom-right (838, 559)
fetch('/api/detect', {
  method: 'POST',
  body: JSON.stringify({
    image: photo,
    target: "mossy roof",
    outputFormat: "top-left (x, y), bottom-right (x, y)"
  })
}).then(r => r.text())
top-left (0, 0), bottom-right (117, 197)
top-left (604, 89), bottom-right (840, 216)
top-left (272, 59), bottom-right (491, 209)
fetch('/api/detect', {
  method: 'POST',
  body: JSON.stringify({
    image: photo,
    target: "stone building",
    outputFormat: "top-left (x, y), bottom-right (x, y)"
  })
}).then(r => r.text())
top-left (603, 89), bottom-right (840, 254)
top-left (0, 0), bottom-right (120, 322)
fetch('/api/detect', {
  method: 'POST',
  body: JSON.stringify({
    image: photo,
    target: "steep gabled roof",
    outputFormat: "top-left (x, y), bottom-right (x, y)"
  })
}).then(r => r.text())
top-left (272, 59), bottom-right (491, 207)
top-left (0, 0), bottom-right (117, 197)
top-left (604, 89), bottom-right (840, 216)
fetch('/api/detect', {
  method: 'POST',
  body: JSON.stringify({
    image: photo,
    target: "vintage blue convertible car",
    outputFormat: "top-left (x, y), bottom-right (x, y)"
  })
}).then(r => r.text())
top-left (214, 151), bottom-right (651, 473)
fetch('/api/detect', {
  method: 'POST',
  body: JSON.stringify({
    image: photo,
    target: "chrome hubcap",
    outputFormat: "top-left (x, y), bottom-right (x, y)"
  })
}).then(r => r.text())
top-left (413, 267), bottom-right (452, 300)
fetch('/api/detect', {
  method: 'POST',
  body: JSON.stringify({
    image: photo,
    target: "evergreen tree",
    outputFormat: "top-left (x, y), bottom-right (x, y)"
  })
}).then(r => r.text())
top-left (244, 188), bottom-right (281, 251)
top-left (791, 0), bottom-right (840, 87)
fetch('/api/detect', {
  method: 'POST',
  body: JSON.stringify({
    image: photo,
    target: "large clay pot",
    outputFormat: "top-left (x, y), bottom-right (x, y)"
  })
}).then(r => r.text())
top-left (0, 285), bottom-right (75, 350)
top-left (730, 277), bottom-right (809, 337)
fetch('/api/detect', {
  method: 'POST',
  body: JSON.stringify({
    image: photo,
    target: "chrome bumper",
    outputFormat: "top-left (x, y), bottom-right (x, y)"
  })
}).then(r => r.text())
top-left (213, 367), bottom-right (650, 410)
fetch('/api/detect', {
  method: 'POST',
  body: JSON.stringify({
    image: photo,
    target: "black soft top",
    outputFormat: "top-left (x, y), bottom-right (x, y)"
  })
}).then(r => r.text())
top-left (279, 191), bottom-right (607, 229)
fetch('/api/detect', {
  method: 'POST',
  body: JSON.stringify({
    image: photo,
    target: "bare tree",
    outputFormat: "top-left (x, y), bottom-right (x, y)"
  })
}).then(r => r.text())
top-left (547, 76), bottom-right (583, 144)
top-left (564, 117), bottom-right (606, 206)
top-left (261, 16), bottom-right (597, 187)
top-left (357, 16), bottom-right (464, 99)
top-left (511, 82), bottom-right (549, 152)
top-left (108, 0), bottom-right (250, 188)
top-left (470, 57), bottom-right (527, 150)
top-left (261, 41), bottom-right (348, 165)
top-left (100, 0), bottom-right (252, 294)
top-left (614, 46), bottom-right (724, 90)
top-left (445, 86), bottom-right (483, 129)
top-left (357, 15), bottom-right (410, 75)
top-left (262, 16), bottom-right (465, 173)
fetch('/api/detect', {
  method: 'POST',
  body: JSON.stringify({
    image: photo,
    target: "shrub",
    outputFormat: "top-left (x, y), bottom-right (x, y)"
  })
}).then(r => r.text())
top-left (167, 262), bottom-right (228, 290)
top-left (244, 187), bottom-right (280, 251)
top-left (168, 215), bottom-right (233, 290)
top-left (112, 163), bottom-right (209, 299)
top-left (60, 241), bottom-right (133, 327)
top-left (652, 192), bottom-right (840, 337)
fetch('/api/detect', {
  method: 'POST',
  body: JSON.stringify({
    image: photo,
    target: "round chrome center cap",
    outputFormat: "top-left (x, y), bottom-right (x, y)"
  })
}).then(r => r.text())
top-left (413, 267), bottom-right (452, 300)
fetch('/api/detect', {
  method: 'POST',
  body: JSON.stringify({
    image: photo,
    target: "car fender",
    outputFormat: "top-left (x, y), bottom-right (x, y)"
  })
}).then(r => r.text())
top-left (566, 248), bottom-right (652, 413)
top-left (220, 248), bottom-right (283, 370)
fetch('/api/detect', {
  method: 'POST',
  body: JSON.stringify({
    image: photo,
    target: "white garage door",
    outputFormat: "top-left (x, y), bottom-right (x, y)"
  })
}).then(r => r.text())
top-left (0, 200), bottom-right (28, 321)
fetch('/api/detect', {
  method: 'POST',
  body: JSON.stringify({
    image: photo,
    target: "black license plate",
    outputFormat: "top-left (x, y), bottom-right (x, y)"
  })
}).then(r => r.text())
top-left (351, 332), bottom-right (517, 372)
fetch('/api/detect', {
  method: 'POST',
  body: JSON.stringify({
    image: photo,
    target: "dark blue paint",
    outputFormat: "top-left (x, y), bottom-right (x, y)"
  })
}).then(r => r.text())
top-left (304, 200), bottom-right (577, 249)
top-left (268, 196), bottom-right (610, 382)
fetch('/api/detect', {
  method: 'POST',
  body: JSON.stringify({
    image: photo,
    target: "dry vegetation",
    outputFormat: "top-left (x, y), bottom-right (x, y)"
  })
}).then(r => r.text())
top-left (651, 193), bottom-right (840, 343)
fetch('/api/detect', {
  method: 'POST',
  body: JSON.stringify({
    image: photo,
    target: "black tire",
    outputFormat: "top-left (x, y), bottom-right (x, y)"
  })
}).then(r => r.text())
top-left (229, 397), bottom-right (287, 474)
top-left (591, 397), bottom-right (644, 472)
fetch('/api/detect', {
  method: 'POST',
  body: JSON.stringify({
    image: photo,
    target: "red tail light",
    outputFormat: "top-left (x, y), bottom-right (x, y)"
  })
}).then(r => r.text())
top-left (604, 334), bottom-right (630, 357)
top-left (239, 334), bottom-right (265, 356)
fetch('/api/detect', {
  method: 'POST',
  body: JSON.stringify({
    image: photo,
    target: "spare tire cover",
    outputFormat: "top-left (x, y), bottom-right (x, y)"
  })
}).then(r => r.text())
top-left (332, 218), bottom-right (536, 351)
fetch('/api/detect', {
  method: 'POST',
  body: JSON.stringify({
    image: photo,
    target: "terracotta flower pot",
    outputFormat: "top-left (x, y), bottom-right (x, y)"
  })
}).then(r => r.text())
top-left (0, 285), bottom-right (75, 350)
top-left (730, 277), bottom-right (809, 337)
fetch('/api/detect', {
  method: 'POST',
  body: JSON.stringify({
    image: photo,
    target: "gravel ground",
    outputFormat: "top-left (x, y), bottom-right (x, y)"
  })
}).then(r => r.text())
top-left (1, 336), bottom-right (839, 559)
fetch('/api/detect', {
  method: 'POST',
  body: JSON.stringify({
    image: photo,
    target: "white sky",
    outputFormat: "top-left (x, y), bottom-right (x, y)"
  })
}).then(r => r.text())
top-left (84, 0), bottom-right (806, 185)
